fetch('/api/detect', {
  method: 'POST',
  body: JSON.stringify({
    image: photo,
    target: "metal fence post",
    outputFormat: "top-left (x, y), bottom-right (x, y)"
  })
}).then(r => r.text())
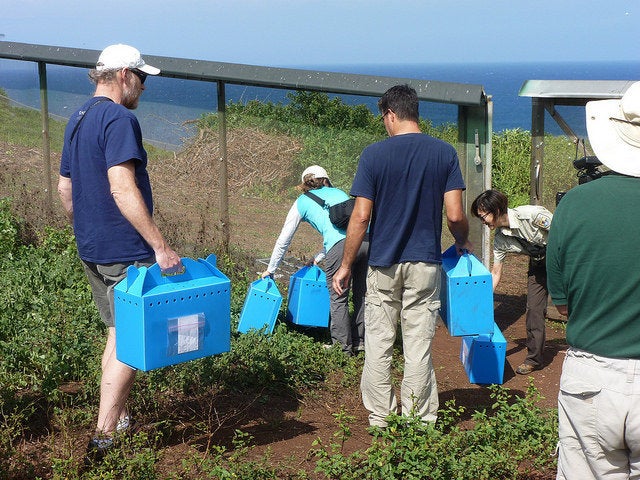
top-left (38, 61), bottom-right (53, 214)
top-left (457, 96), bottom-right (492, 266)
top-left (216, 81), bottom-right (230, 253)
top-left (530, 98), bottom-right (545, 205)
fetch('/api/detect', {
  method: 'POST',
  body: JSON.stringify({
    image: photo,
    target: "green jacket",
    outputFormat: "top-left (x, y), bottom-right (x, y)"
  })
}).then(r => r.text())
top-left (547, 174), bottom-right (640, 358)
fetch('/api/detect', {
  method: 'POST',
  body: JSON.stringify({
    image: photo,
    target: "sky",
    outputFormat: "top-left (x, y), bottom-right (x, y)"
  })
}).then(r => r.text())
top-left (1, 0), bottom-right (639, 68)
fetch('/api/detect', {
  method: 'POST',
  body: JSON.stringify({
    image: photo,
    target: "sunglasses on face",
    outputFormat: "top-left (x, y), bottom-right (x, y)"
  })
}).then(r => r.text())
top-left (129, 69), bottom-right (147, 85)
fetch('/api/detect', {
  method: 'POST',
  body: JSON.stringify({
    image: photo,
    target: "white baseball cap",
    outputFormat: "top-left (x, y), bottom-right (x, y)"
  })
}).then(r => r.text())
top-left (96, 44), bottom-right (160, 75)
top-left (586, 81), bottom-right (640, 177)
top-left (301, 165), bottom-right (331, 184)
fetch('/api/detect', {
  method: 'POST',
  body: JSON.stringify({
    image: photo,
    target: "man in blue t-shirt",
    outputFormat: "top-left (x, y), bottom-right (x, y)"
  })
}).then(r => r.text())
top-left (58, 44), bottom-right (182, 462)
top-left (333, 84), bottom-right (472, 428)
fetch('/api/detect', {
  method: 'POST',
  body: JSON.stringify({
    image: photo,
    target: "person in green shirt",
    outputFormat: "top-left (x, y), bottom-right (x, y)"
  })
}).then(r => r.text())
top-left (547, 81), bottom-right (640, 479)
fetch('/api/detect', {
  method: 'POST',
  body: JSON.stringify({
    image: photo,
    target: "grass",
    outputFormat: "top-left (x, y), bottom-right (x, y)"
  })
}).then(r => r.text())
top-left (0, 93), bottom-right (67, 151)
top-left (0, 91), bottom-right (566, 479)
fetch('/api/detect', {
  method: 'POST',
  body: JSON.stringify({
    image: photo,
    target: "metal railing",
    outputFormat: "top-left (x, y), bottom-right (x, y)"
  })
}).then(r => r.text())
top-left (0, 41), bottom-right (492, 259)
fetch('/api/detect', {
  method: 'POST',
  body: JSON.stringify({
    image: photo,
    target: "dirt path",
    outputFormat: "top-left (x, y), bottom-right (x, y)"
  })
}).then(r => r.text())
top-left (240, 254), bottom-right (566, 470)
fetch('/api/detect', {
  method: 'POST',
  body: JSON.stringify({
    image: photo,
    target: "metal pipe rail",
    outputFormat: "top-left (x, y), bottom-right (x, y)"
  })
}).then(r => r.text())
top-left (0, 41), bottom-right (492, 260)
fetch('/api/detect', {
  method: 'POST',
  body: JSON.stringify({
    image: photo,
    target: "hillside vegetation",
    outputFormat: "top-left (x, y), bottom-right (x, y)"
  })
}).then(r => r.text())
top-left (0, 90), bottom-right (575, 479)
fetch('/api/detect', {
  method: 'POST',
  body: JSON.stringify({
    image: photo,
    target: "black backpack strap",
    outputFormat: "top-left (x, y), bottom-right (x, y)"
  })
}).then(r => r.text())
top-left (304, 191), bottom-right (327, 208)
top-left (513, 236), bottom-right (546, 261)
top-left (69, 97), bottom-right (113, 143)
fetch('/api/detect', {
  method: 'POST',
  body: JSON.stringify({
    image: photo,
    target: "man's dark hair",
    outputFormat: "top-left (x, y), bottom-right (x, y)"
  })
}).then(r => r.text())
top-left (378, 84), bottom-right (419, 122)
top-left (471, 189), bottom-right (509, 218)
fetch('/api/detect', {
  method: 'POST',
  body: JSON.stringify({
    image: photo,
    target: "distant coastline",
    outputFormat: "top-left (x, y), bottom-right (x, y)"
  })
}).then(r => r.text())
top-left (0, 59), bottom-right (637, 148)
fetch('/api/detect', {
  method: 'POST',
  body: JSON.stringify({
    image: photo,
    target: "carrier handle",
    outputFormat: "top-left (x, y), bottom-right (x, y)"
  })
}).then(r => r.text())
top-left (312, 265), bottom-right (323, 281)
top-left (154, 257), bottom-right (206, 281)
top-left (161, 263), bottom-right (186, 277)
top-left (462, 249), bottom-right (473, 276)
top-left (263, 277), bottom-right (277, 293)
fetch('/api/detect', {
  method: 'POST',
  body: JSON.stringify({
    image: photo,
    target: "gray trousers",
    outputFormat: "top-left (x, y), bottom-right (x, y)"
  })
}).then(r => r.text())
top-left (525, 258), bottom-right (548, 368)
top-left (323, 236), bottom-right (369, 354)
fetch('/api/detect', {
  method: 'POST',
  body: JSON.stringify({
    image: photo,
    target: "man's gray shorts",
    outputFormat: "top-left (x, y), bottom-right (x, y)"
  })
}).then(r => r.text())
top-left (82, 257), bottom-right (155, 327)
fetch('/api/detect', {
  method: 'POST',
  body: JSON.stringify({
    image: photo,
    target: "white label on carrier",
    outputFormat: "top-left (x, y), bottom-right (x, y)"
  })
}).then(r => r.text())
top-left (177, 314), bottom-right (201, 354)
top-left (461, 339), bottom-right (470, 364)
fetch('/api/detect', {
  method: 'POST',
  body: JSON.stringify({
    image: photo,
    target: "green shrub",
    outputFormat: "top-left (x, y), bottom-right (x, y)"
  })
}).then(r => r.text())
top-left (539, 135), bottom-right (582, 209)
top-left (0, 226), bottom-right (101, 399)
top-left (491, 128), bottom-right (532, 207)
top-left (313, 383), bottom-right (557, 480)
top-left (0, 197), bottom-right (22, 256)
top-left (140, 322), bottom-right (349, 398)
top-left (490, 129), bottom-right (578, 211)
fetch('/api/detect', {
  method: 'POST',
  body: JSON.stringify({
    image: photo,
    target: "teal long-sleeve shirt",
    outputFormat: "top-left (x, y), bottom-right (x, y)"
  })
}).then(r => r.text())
top-left (547, 174), bottom-right (640, 359)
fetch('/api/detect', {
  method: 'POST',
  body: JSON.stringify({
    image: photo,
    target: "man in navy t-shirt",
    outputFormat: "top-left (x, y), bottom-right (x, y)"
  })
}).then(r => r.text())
top-left (333, 84), bottom-right (472, 428)
top-left (58, 44), bottom-right (182, 462)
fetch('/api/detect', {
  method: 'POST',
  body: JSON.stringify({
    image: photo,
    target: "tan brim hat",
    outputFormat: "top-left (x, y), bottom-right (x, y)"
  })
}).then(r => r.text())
top-left (586, 81), bottom-right (640, 177)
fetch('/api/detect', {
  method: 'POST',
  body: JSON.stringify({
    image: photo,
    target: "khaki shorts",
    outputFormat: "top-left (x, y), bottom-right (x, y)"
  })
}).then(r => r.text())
top-left (557, 348), bottom-right (640, 479)
top-left (82, 257), bottom-right (155, 327)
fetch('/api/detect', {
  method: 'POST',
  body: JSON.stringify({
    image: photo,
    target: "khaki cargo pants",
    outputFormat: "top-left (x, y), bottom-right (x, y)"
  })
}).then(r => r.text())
top-left (361, 262), bottom-right (441, 427)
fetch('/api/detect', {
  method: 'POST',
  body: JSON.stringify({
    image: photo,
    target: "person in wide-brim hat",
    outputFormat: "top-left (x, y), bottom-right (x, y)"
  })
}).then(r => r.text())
top-left (586, 81), bottom-right (640, 177)
top-left (548, 80), bottom-right (640, 479)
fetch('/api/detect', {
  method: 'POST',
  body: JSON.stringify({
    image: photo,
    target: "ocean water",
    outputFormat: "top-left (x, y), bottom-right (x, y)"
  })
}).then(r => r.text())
top-left (0, 59), bottom-right (637, 149)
